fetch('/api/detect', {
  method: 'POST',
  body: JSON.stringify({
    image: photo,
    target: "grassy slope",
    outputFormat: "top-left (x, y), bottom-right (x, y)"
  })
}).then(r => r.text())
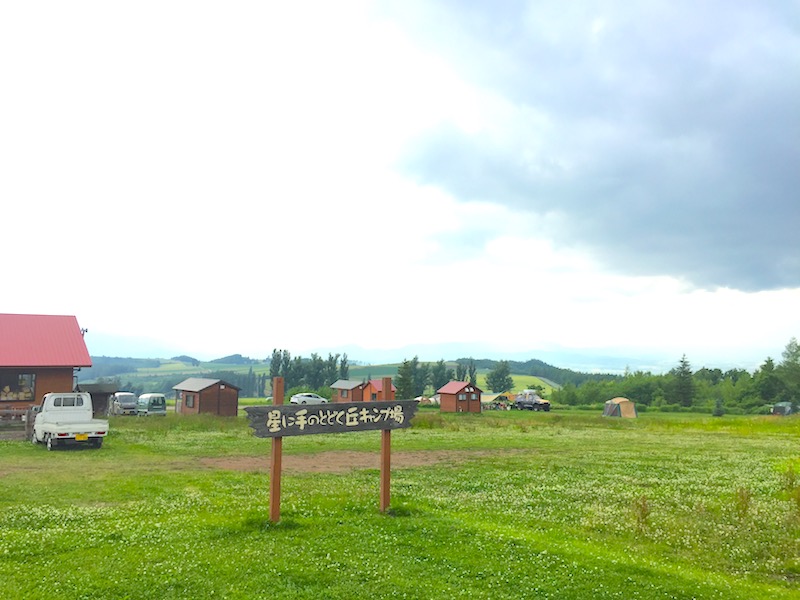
top-left (1, 411), bottom-right (799, 599)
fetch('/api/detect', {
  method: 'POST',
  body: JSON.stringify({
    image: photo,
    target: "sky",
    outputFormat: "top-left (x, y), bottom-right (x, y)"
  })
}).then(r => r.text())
top-left (2, 1), bottom-right (799, 374)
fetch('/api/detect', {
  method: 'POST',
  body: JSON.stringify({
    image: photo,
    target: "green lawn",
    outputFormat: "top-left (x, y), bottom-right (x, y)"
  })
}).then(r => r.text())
top-left (1, 411), bottom-right (799, 599)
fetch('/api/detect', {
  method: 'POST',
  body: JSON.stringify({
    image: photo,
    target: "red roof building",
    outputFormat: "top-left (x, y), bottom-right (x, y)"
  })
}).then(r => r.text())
top-left (0, 314), bottom-right (91, 408)
top-left (437, 381), bottom-right (482, 413)
top-left (363, 378), bottom-right (397, 402)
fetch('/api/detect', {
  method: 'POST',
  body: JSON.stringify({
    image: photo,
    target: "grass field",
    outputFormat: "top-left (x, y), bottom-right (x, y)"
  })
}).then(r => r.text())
top-left (2, 410), bottom-right (799, 599)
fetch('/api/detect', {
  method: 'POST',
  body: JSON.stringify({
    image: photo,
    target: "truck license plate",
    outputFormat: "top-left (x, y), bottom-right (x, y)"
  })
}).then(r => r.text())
top-left (75, 434), bottom-right (89, 441)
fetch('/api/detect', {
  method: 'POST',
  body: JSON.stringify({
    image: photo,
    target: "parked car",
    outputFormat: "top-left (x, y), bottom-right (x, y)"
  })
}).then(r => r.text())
top-left (290, 393), bottom-right (328, 405)
top-left (137, 393), bottom-right (167, 416)
top-left (515, 390), bottom-right (551, 411)
top-left (108, 391), bottom-right (138, 416)
top-left (31, 392), bottom-right (108, 450)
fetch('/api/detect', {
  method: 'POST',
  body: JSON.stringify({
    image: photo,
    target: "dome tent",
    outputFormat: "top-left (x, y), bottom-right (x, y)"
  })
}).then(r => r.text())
top-left (772, 402), bottom-right (793, 416)
top-left (603, 397), bottom-right (637, 418)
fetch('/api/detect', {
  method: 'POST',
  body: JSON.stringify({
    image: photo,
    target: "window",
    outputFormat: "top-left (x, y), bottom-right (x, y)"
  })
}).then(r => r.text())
top-left (0, 372), bottom-right (35, 402)
top-left (458, 393), bottom-right (466, 400)
top-left (471, 393), bottom-right (477, 400)
top-left (371, 393), bottom-right (377, 401)
top-left (186, 394), bottom-right (195, 408)
top-left (341, 389), bottom-right (348, 398)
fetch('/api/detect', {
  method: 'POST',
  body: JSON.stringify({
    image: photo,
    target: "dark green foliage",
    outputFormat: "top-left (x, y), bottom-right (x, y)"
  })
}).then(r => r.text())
top-left (430, 360), bottom-right (449, 391)
top-left (456, 357), bottom-right (621, 386)
top-left (669, 355), bottom-right (696, 407)
top-left (456, 362), bottom-right (467, 381)
top-left (78, 356), bottom-right (161, 380)
top-left (713, 398), bottom-right (725, 417)
top-left (209, 354), bottom-right (255, 365)
top-left (395, 358), bottom-right (415, 400)
top-left (171, 355), bottom-right (200, 366)
top-left (467, 359), bottom-right (477, 385)
top-left (486, 360), bottom-right (514, 392)
top-left (395, 356), bottom-right (432, 399)
top-left (778, 337), bottom-right (800, 403)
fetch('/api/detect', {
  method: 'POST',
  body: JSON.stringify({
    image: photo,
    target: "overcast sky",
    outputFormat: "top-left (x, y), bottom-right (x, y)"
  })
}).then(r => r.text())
top-left (2, 1), bottom-right (798, 372)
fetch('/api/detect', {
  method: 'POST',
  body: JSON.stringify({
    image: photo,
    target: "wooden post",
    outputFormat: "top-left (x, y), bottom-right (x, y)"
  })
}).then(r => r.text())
top-left (379, 377), bottom-right (392, 513)
top-left (270, 377), bottom-right (284, 523)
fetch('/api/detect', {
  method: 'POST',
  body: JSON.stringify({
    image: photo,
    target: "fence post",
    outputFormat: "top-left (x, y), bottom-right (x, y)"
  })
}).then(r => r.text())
top-left (270, 377), bottom-right (284, 523)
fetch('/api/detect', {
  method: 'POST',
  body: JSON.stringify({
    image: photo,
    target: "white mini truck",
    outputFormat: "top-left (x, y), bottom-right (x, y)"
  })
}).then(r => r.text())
top-left (31, 392), bottom-right (109, 450)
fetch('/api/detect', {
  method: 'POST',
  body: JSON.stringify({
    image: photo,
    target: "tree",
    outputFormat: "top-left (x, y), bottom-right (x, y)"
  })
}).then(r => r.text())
top-left (269, 348), bottom-right (282, 380)
top-left (430, 360), bottom-right (449, 392)
top-left (754, 357), bottom-right (783, 403)
top-left (324, 353), bottom-right (340, 386)
top-left (456, 362), bottom-right (467, 381)
top-left (486, 360), bottom-right (514, 392)
top-left (712, 397), bottom-right (725, 417)
top-left (779, 337), bottom-right (800, 403)
top-left (668, 355), bottom-right (695, 407)
top-left (467, 359), bottom-right (478, 386)
top-left (281, 350), bottom-right (292, 382)
top-left (395, 359), bottom-right (415, 400)
top-left (339, 353), bottom-right (349, 380)
top-left (414, 361), bottom-right (430, 397)
top-left (306, 353), bottom-right (325, 389)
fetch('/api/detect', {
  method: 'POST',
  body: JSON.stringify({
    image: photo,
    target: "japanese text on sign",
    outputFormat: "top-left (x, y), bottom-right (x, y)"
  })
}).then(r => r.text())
top-left (244, 401), bottom-right (419, 438)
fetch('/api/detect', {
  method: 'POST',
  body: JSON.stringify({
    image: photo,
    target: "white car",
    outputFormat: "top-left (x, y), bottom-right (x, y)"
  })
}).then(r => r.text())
top-left (290, 392), bottom-right (328, 405)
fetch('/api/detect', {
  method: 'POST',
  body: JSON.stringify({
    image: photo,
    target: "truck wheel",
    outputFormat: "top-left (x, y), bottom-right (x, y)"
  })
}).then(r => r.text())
top-left (91, 438), bottom-right (103, 449)
top-left (46, 435), bottom-right (56, 451)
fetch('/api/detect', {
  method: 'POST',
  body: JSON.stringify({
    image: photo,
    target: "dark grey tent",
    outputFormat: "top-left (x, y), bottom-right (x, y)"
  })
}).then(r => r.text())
top-left (772, 402), bottom-right (793, 416)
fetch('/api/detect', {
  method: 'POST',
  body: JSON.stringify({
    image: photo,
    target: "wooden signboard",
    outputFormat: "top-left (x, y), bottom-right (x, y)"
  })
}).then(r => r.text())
top-left (245, 377), bottom-right (417, 522)
top-left (244, 400), bottom-right (419, 438)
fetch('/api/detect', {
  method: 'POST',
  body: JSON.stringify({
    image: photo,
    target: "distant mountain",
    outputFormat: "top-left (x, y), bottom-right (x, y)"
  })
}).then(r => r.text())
top-left (454, 357), bottom-right (621, 386)
top-left (209, 354), bottom-right (257, 365)
top-left (77, 356), bottom-right (161, 381)
top-left (171, 355), bottom-right (200, 366)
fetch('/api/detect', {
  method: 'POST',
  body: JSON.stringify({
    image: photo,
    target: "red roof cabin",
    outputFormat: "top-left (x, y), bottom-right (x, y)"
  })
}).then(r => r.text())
top-left (330, 379), bottom-right (367, 402)
top-left (363, 379), bottom-right (396, 402)
top-left (437, 381), bottom-right (483, 413)
top-left (0, 313), bottom-right (92, 410)
top-left (172, 377), bottom-right (241, 416)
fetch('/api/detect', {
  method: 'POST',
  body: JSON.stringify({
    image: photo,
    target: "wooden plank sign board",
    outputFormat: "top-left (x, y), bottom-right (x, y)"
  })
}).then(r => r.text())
top-left (244, 400), bottom-right (419, 438)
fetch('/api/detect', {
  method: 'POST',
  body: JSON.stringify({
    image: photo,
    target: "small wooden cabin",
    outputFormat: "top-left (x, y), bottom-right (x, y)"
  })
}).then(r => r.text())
top-left (330, 379), bottom-right (367, 402)
top-left (173, 377), bottom-right (240, 416)
top-left (363, 379), bottom-right (396, 401)
top-left (437, 381), bottom-right (482, 413)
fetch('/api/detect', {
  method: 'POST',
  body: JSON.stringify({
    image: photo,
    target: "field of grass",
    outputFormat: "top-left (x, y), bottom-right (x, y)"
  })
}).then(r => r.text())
top-left (2, 410), bottom-right (800, 599)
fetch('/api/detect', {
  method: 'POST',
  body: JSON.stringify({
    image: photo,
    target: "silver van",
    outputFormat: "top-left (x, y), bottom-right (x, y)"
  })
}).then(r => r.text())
top-left (109, 392), bottom-right (138, 416)
top-left (136, 393), bottom-right (167, 416)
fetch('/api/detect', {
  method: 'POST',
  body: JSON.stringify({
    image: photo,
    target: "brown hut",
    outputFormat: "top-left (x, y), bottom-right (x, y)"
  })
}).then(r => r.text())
top-left (437, 381), bottom-right (482, 413)
top-left (173, 377), bottom-right (240, 416)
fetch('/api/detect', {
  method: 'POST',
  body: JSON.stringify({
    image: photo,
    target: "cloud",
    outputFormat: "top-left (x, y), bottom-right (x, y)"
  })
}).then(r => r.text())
top-left (386, 0), bottom-right (800, 291)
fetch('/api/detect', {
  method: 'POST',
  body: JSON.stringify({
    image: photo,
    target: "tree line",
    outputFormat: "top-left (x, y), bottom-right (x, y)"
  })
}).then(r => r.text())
top-left (267, 349), bottom-right (349, 397)
top-left (546, 338), bottom-right (800, 414)
top-left (393, 357), bottom-right (480, 399)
